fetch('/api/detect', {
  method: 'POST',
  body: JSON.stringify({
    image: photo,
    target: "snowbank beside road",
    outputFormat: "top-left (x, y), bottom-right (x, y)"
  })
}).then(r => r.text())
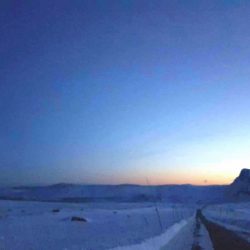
top-left (163, 214), bottom-right (213, 250)
top-left (203, 203), bottom-right (250, 242)
top-left (110, 217), bottom-right (192, 250)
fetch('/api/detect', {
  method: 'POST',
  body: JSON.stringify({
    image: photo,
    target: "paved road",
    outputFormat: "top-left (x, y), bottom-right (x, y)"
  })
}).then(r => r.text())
top-left (198, 209), bottom-right (250, 250)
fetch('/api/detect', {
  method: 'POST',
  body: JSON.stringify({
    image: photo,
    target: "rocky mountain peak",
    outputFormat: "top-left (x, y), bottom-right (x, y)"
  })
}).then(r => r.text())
top-left (238, 168), bottom-right (250, 182)
top-left (228, 168), bottom-right (250, 201)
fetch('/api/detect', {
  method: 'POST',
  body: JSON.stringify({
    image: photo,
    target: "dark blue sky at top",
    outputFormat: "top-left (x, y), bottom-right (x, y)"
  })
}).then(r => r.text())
top-left (1, 0), bottom-right (250, 186)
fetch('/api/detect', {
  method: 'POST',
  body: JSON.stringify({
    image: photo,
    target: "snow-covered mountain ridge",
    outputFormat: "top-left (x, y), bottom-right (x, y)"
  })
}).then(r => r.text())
top-left (0, 184), bottom-right (226, 204)
top-left (0, 169), bottom-right (249, 204)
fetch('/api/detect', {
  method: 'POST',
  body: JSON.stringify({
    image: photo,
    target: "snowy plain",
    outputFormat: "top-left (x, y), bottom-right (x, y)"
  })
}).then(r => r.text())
top-left (0, 200), bottom-right (195, 250)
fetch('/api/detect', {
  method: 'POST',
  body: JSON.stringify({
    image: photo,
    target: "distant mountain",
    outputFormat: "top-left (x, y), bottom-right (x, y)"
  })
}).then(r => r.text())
top-left (228, 168), bottom-right (250, 201)
top-left (0, 184), bottom-right (226, 204)
top-left (0, 169), bottom-right (249, 204)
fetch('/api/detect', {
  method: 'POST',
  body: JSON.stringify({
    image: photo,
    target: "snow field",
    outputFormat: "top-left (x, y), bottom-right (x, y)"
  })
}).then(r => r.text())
top-left (0, 200), bottom-right (195, 250)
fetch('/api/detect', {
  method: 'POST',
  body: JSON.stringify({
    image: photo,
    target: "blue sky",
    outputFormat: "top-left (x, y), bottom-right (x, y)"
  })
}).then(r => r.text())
top-left (1, 0), bottom-right (250, 186)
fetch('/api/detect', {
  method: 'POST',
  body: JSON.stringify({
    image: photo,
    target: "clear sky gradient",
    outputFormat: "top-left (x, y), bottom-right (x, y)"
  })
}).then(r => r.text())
top-left (1, 0), bottom-right (250, 186)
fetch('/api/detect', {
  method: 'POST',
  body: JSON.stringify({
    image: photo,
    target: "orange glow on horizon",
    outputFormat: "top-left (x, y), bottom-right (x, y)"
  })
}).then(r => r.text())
top-left (111, 171), bottom-right (236, 186)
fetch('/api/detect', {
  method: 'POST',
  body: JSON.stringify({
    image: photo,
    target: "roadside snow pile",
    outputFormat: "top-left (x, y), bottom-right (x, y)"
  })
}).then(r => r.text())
top-left (198, 223), bottom-right (214, 250)
top-left (110, 217), bottom-right (192, 250)
top-left (162, 215), bottom-right (213, 250)
top-left (204, 202), bottom-right (250, 241)
top-left (192, 216), bottom-right (214, 250)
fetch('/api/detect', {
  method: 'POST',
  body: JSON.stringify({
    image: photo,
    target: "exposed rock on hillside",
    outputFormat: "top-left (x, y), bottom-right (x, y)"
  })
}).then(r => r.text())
top-left (228, 168), bottom-right (250, 201)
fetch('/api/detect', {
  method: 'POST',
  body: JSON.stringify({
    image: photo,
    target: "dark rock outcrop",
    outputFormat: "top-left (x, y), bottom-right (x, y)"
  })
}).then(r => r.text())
top-left (228, 168), bottom-right (250, 201)
top-left (71, 216), bottom-right (87, 222)
top-left (52, 209), bottom-right (60, 213)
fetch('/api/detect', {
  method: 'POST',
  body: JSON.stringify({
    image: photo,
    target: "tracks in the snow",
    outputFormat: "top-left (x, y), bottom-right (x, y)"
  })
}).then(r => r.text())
top-left (191, 212), bottom-right (203, 250)
top-left (197, 209), bottom-right (250, 250)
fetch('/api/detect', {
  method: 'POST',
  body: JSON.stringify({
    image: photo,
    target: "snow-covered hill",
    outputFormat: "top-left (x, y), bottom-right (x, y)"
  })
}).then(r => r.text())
top-left (0, 183), bottom-right (226, 204)
top-left (1, 169), bottom-right (249, 204)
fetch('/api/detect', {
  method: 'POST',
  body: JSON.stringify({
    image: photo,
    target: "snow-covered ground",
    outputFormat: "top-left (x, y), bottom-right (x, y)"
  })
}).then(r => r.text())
top-left (0, 200), bottom-right (195, 250)
top-left (111, 218), bottom-right (189, 250)
top-left (111, 213), bottom-right (213, 250)
top-left (162, 215), bottom-right (213, 250)
top-left (203, 202), bottom-right (250, 242)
